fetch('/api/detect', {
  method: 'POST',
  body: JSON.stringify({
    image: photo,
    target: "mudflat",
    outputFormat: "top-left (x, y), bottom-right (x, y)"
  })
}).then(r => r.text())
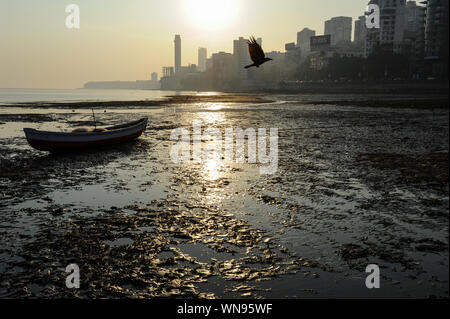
top-left (0, 93), bottom-right (448, 298)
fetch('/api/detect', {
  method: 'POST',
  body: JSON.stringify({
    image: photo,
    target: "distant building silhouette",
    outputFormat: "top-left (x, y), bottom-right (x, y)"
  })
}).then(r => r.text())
top-left (285, 42), bottom-right (296, 51)
top-left (206, 57), bottom-right (213, 71)
top-left (324, 16), bottom-right (352, 45)
top-left (174, 35), bottom-right (181, 74)
top-left (163, 66), bottom-right (174, 78)
top-left (297, 28), bottom-right (316, 54)
top-left (402, 1), bottom-right (425, 61)
top-left (310, 35), bottom-right (331, 52)
top-left (423, 0), bottom-right (449, 79)
top-left (179, 64), bottom-right (198, 75)
top-left (365, 0), bottom-right (406, 57)
top-left (424, 0), bottom-right (449, 59)
top-left (151, 72), bottom-right (158, 82)
top-left (198, 47), bottom-right (207, 72)
top-left (264, 50), bottom-right (285, 79)
top-left (212, 52), bottom-right (234, 90)
top-left (233, 37), bottom-right (251, 79)
top-left (354, 16), bottom-right (367, 45)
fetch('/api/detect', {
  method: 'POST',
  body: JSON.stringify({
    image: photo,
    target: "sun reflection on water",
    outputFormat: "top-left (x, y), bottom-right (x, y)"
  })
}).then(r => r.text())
top-left (195, 109), bottom-right (226, 181)
top-left (205, 103), bottom-right (225, 111)
top-left (203, 157), bottom-right (223, 181)
top-left (202, 112), bottom-right (224, 125)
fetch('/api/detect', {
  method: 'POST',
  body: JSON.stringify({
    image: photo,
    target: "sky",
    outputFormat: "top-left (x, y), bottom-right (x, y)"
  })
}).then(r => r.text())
top-left (0, 0), bottom-right (367, 89)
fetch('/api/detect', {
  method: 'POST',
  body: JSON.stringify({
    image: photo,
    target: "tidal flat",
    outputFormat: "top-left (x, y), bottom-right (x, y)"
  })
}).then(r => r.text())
top-left (0, 94), bottom-right (448, 298)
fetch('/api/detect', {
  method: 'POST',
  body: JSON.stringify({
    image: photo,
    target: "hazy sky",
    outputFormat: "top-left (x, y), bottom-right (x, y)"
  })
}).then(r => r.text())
top-left (0, 0), bottom-right (367, 88)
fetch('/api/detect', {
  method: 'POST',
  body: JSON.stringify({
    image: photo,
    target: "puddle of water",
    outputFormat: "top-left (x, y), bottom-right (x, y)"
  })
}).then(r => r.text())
top-left (138, 226), bottom-right (156, 233)
top-left (49, 183), bottom-right (166, 208)
top-left (10, 199), bottom-right (48, 211)
top-left (157, 251), bottom-right (176, 259)
top-left (177, 242), bottom-right (243, 263)
top-left (103, 237), bottom-right (133, 247)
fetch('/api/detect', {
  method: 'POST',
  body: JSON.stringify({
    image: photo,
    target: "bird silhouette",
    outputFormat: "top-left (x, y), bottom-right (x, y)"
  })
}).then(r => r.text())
top-left (245, 36), bottom-right (273, 69)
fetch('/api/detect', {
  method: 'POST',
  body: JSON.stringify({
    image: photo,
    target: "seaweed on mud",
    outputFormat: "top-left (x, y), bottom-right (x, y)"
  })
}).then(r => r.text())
top-left (0, 202), bottom-right (321, 298)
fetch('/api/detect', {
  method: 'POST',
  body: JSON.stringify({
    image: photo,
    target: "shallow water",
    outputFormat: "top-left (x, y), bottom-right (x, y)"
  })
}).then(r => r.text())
top-left (0, 94), bottom-right (448, 298)
top-left (0, 88), bottom-right (189, 104)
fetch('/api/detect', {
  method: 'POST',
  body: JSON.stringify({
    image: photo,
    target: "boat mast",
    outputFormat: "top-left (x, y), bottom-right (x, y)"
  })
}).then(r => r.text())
top-left (91, 108), bottom-right (97, 129)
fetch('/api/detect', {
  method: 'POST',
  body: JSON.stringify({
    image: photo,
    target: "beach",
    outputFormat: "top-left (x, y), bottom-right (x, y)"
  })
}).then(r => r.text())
top-left (0, 91), bottom-right (448, 298)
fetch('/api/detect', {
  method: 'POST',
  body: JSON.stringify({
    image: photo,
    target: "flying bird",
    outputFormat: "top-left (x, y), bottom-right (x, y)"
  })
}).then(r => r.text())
top-left (245, 36), bottom-right (273, 69)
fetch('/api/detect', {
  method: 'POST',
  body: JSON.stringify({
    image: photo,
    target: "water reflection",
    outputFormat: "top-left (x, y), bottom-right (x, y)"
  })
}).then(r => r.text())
top-left (203, 157), bottom-right (223, 181)
top-left (194, 108), bottom-right (227, 182)
top-left (198, 110), bottom-right (225, 125)
top-left (195, 92), bottom-right (220, 97)
top-left (205, 103), bottom-right (225, 111)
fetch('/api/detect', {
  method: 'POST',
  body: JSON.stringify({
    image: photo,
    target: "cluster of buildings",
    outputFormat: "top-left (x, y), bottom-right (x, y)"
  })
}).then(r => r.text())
top-left (157, 0), bottom-right (448, 91)
top-left (160, 35), bottom-right (267, 91)
top-left (365, 0), bottom-right (448, 61)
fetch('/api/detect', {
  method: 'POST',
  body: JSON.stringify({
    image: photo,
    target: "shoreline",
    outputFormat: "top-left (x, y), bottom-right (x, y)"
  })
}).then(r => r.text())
top-left (0, 94), bottom-right (273, 109)
top-left (0, 93), bottom-right (448, 110)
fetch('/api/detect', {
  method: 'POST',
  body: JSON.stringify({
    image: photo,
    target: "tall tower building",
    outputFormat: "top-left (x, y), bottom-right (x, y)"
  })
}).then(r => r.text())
top-left (354, 16), bottom-right (367, 44)
top-left (233, 37), bottom-right (252, 79)
top-left (324, 16), bottom-right (352, 45)
top-left (403, 1), bottom-right (425, 59)
top-left (198, 47), bottom-right (207, 72)
top-left (297, 28), bottom-right (316, 53)
top-left (424, 0), bottom-right (449, 59)
top-left (174, 35), bottom-right (181, 74)
top-left (364, 0), bottom-right (407, 57)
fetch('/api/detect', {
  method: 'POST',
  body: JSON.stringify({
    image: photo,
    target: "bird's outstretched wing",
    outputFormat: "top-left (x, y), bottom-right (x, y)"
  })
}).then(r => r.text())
top-left (247, 36), bottom-right (265, 63)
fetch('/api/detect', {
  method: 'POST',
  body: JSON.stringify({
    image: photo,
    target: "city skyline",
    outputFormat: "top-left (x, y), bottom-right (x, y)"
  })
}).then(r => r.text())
top-left (156, 0), bottom-right (448, 91)
top-left (1, 0), bottom-right (367, 89)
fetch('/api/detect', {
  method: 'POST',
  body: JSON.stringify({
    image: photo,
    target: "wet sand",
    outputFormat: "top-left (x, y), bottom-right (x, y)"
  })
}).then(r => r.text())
top-left (1, 94), bottom-right (272, 109)
top-left (0, 94), bottom-right (448, 298)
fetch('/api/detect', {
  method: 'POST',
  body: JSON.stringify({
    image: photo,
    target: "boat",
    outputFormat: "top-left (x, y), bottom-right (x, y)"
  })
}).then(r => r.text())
top-left (24, 117), bottom-right (148, 153)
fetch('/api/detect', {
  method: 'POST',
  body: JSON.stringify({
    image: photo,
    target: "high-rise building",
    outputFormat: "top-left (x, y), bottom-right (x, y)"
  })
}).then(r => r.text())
top-left (354, 16), bottom-right (367, 44)
top-left (364, 0), bottom-right (407, 57)
top-left (403, 1), bottom-right (425, 59)
top-left (424, 0), bottom-right (449, 59)
top-left (324, 16), bottom-right (352, 45)
top-left (405, 1), bottom-right (425, 33)
top-left (198, 47), bottom-right (207, 72)
top-left (310, 35), bottom-right (332, 52)
top-left (233, 37), bottom-right (252, 79)
top-left (163, 67), bottom-right (174, 78)
top-left (297, 28), bottom-right (316, 54)
top-left (151, 72), bottom-right (158, 82)
top-left (206, 58), bottom-right (213, 71)
top-left (211, 52), bottom-right (235, 90)
top-left (174, 35), bottom-right (181, 74)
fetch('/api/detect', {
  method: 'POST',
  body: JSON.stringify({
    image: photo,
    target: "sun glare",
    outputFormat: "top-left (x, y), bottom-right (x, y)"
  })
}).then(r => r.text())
top-left (183, 0), bottom-right (239, 30)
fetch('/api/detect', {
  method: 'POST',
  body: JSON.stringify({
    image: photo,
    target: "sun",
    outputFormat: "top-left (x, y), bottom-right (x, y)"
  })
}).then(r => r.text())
top-left (183, 0), bottom-right (239, 30)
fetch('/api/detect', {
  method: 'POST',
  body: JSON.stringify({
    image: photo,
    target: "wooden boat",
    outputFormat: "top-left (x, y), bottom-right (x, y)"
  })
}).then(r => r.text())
top-left (24, 117), bottom-right (148, 153)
